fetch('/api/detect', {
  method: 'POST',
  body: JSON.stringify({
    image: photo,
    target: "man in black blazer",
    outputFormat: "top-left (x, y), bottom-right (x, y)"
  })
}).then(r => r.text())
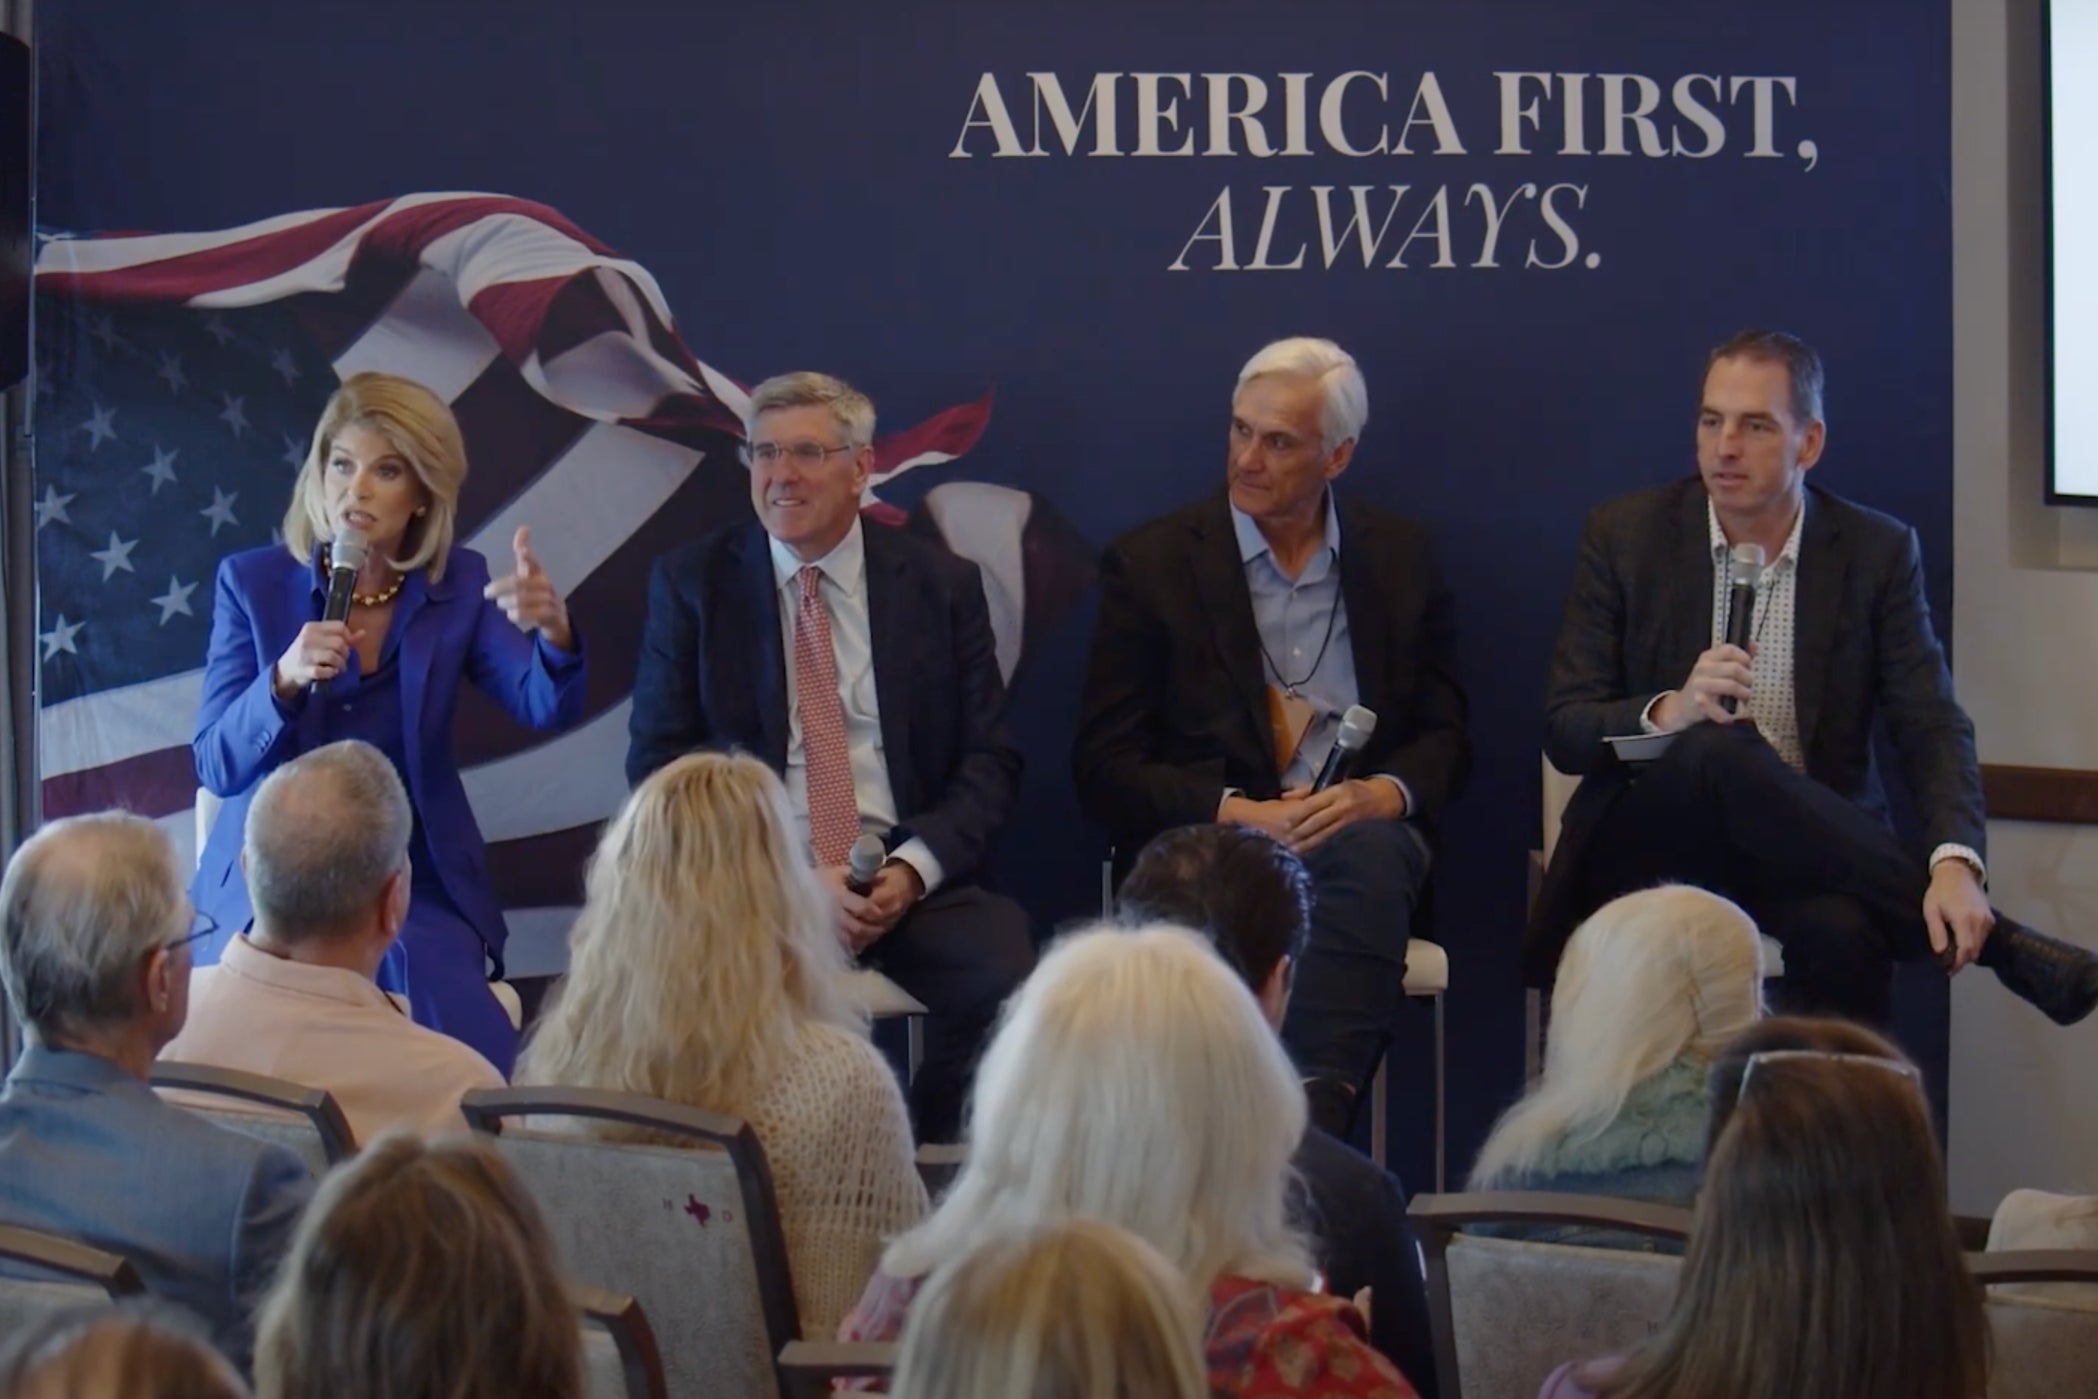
top-left (1530, 330), bottom-right (2097, 1027)
top-left (1075, 337), bottom-right (1470, 1137)
top-left (628, 372), bottom-right (1033, 1141)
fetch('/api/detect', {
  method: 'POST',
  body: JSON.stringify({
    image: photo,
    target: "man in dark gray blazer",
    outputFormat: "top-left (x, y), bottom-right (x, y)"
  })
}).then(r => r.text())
top-left (1075, 337), bottom-right (1470, 1138)
top-left (0, 812), bottom-right (314, 1373)
top-left (1530, 330), bottom-right (2097, 1027)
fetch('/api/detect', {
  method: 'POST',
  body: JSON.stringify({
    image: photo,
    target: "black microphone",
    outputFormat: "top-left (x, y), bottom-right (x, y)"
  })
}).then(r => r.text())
top-left (1311, 705), bottom-right (1377, 792)
top-left (322, 526), bottom-right (370, 625)
top-left (1720, 542), bottom-right (1766, 714)
top-left (845, 834), bottom-right (886, 896)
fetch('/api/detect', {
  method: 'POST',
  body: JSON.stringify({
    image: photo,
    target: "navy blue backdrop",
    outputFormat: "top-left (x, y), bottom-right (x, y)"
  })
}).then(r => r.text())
top-left (30, 0), bottom-right (1952, 1185)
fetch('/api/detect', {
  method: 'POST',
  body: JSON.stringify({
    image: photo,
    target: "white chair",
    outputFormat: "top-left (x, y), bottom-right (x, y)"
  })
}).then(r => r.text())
top-left (1373, 938), bottom-right (1448, 1188)
top-left (845, 969), bottom-right (928, 1083)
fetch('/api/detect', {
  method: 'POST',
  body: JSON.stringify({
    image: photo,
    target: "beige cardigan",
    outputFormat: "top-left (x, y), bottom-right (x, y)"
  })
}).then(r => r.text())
top-left (747, 1021), bottom-right (930, 1334)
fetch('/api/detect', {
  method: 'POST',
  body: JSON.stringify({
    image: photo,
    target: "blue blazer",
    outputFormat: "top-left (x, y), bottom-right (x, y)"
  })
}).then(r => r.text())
top-left (0, 1045), bottom-right (314, 1374)
top-left (626, 520), bottom-right (1020, 885)
top-left (190, 544), bottom-right (587, 962)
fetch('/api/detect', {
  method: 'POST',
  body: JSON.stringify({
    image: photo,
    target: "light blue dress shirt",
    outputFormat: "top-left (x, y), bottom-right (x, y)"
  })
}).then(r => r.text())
top-left (1230, 493), bottom-right (1362, 792)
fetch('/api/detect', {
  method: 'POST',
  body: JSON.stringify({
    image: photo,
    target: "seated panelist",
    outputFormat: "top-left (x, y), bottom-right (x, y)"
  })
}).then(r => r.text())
top-left (626, 371), bottom-right (1033, 1144)
top-left (191, 372), bottom-right (587, 1075)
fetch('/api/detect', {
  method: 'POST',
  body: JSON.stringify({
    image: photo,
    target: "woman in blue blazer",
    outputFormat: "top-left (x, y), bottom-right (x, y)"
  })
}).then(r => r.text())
top-left (191, 373), bottom-right (587, 1074)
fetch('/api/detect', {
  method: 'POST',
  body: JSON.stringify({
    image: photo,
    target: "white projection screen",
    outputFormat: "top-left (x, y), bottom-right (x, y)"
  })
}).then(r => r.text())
top-left (2050, 2), bottom-right (2098, 501)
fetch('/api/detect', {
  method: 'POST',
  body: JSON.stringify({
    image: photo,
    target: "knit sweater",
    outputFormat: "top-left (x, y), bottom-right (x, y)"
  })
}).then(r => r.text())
top-left (746, 1021), bottom-right (930, 1334)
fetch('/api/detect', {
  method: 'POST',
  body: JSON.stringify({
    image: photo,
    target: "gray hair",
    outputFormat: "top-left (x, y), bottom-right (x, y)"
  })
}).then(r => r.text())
top-left (0, 812), bottom-right (186, 1038)
top-left (245, 741), bottom-right (412, 940)
top-left (743, 372), bottom-right (877, 449)
top-left (1234, 337), bottom-right (1369, 451)
top-left (1707, 328), bottom-right (1826, 426)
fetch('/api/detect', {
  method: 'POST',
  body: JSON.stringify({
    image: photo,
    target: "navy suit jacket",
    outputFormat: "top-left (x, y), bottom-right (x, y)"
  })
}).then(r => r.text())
top-left (190, 544), bottom-right (588, 961)
top-left (1292, 1126), bottom-right (1438, 1397)
top-left (626, 520), bottom-right (1020, 884)
top-left (0, 1045), bottom-right (314, 1373)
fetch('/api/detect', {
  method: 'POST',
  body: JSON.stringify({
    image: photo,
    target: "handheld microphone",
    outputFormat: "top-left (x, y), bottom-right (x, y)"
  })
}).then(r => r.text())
top-left (845, 834), bottom-right (886, 896)
top-left (1720, 542), bottom-right (1766, 714)
top-left (322, 527), bottom-right (370, 625)
top-left (1311, 705), bottom-right (1378, 792)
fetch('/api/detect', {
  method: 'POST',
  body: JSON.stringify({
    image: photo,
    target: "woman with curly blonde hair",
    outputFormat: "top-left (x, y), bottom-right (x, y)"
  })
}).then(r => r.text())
top-left (518, 751), bottom-right (927, 1332)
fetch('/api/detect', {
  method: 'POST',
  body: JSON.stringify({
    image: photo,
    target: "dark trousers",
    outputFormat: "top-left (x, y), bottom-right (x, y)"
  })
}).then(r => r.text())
top-left (863, 884), bottom-right (1035, 1144)
top-left (1280, 820), bottom-right (1433, 1092)
top-left (1573, 722), bottom-right (1940, 1025)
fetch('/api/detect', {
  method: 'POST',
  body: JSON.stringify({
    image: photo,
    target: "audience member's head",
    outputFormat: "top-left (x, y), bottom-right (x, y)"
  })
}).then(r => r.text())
top-left (253, 1133), bottom-right (580, 1399)
top-left (884, 923), bottom-right (1311, 1294)
top-left (1701, 1013), bottom-right (1907, 1156)
top-left (1470, 886), bottom-right (1762, 1187)
top-left (891, 1219), bottom-right (1208, 1399)
top-left (0, 1303), bottom-right (248, 1399)
top-left (242, 740), bottom-right (411, 969)
top-left (1116, 823), bottom-right (1310, 1025)
top-left (1591, 1033), bottom-right (1986, 1399)
top-left (0, 812), bottom-right (196, 1064)
top-left (516, 750), bottom-right (856, 1123)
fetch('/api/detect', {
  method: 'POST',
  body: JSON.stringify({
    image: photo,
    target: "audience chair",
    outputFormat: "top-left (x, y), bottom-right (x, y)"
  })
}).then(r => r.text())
top-left (574, 1280), bottom-right (669, 1399)
top-left (0, 1224), bottom-right (143, 1345)
top-left (1410, 1191), bottom-right (1694, 1399)
top-left (1971, 1249), bottom-right (2098, 1399)
top-left (151, 1061), bottom-right (357, 1171)
top-left (1373, 937), bottom-right (1449, 1187)
top-left (460, 1085), bottom-right (798, 1399)
top-left (775, 1341), bottom-right (896, 1399)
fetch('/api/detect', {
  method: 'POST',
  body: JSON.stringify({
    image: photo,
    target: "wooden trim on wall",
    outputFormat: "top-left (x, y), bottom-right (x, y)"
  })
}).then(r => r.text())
top-left (1981, 764), bottom-right (2098, 824)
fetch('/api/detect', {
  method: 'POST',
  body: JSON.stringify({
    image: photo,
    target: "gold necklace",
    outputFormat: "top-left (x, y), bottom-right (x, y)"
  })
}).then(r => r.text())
top-left (325, 546), bottom-right (406, 607)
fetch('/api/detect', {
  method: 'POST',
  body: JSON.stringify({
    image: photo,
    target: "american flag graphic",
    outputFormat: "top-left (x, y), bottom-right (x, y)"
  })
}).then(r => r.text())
top-left (30, 192), bottom-right (1002, 974)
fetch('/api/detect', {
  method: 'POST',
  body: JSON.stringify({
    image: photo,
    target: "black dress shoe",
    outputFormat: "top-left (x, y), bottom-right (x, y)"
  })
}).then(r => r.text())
top-left (1979, 919), bottom-right (2098, 1026)
top-left (1303, 1076), bottom-right (1359, 1140)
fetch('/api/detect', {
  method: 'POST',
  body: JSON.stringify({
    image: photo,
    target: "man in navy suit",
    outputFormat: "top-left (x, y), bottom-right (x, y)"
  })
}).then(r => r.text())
top-left (628, 372), bottom-right (1033, 1142)
top-left (0, 812), bottom-right (314, 1374)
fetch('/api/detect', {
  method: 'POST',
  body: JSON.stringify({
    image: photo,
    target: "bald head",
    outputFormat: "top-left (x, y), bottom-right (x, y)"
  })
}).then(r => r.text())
top-left (0, 812), bottom-right (186, 1038)
top-left (245, 741), bottom-right (411, 942)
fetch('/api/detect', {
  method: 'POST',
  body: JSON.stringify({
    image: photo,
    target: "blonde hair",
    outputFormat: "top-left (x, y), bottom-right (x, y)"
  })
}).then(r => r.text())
top-left (1471, 886), bottom-right (1763, 1187)
top-left (883, 923), bottom-right (1313, 1293)
top-left (0, 1305), bottom-right (247, 1399)
top-left (891, 1220), bottom-right (1208, 1399)
top-left (281, 373), bottom-right (464, 581)
top-left (516, 751), bottom-right (861, 1127)
top-left (253, 1134), bottom-right (581, 1399)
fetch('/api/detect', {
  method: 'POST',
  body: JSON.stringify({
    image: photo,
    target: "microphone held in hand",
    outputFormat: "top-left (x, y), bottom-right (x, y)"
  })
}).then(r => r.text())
top-left (1720, 542), bottom-right (1766, 714)
top-left (845, 834), bottom-right (887, 897)
top-left (322, 527), bottom-right (370, 625)
top-left (1311, 705), bottom-right (1378, 792)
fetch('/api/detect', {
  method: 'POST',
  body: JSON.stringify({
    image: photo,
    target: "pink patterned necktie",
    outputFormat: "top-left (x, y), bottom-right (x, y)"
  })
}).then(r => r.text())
top-left (793, 565), bottom-right (861, 867)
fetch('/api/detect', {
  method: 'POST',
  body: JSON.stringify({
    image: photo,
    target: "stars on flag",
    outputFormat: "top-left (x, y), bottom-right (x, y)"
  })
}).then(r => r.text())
top-left (270, 347), bottom-right (302, 385)
top-left (158, 352), bottom-right (188, 395)
top-left (204, 314), bottom-right (234, 346)
top-left (149, 577), bottom-right (198, 625)
top-left (39, 615), bottom-right (83, 662)
top-left (280, 433), bottom-right (306, 470)
top-left (88, 532), bottom-right (139, 581)
top-left (88, 314), bottom-right (123, 352)
top-left (219, 393), bottom-right (250, 438)
top-left (81, 403), bottom-right (118, 451)
top-left (141, 445), bottom-right (180, 494)
top-left (34, 486), bottom-right (75, 530)
top-left (201, 486), bottom-right (240, 536)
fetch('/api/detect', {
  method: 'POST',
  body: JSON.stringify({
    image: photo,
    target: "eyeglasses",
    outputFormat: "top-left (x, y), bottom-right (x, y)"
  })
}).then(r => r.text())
top-left (1738, 1048), bottom-right (1921, 1095)
top-left (164, 907), bottom-right (219, 954)
top-left (742, 441), bottom-right (854, 468)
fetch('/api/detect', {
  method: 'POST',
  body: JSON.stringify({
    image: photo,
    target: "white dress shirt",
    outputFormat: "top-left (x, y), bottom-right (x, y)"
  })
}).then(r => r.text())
top-left (771, 520), bottom-right (944, 893)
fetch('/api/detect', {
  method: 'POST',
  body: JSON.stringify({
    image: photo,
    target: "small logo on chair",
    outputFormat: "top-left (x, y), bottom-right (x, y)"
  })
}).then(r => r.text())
top-left (684, 1196), bottom-right (711, 1228)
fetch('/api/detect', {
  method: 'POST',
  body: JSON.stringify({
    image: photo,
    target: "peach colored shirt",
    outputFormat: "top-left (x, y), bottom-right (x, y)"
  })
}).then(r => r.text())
top-left (163, 934), bottom-right (503, 1143)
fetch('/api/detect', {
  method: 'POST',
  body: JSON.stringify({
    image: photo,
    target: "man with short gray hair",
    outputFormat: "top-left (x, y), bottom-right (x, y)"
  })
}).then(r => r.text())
top-left (164, 740), bottom-right (503, 1141)
top-left (627, 370), bottom-right (1032, 1142)
top-left (0, 811), bottom-right (312, 1373)
top-left (1074, 336), bottom-right (1471, 1140)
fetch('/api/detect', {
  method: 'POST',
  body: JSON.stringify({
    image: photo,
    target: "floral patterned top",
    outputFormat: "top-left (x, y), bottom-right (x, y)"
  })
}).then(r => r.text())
top-left (839, 1267), bottom-right (1421, 1398)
